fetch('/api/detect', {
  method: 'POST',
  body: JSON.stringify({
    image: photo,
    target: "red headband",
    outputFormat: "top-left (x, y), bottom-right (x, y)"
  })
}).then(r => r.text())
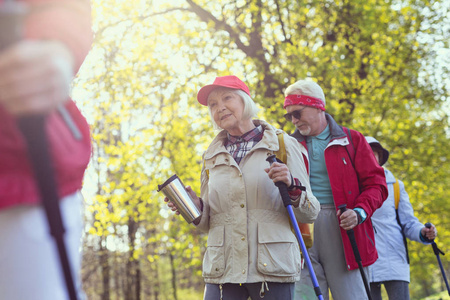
top-left (284, 94), bottom-right (326, 111)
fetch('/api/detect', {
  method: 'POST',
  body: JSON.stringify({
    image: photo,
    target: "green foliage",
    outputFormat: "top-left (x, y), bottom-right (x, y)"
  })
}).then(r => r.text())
top-left (72, 0), bottom-right (449, 299)
top-left (423, 291), bottom-right (450, 300)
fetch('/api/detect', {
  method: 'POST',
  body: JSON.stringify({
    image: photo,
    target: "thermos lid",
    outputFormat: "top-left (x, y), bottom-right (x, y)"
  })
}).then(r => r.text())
top-left (157, 174), bottom-right (179, 192)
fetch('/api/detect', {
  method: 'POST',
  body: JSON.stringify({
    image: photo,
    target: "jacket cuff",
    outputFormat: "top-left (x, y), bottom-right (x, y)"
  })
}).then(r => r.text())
top-left (198, 198), bottom-right (204, 212)
top-left (288, 177), bottom-right (306, 199)
top-left (354, 208), bottom-right (367, 224)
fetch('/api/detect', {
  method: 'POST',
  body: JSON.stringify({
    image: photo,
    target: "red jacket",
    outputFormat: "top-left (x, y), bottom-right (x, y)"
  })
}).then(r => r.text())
top-left (0, 0), bottom-right (92, 210)
top-left (292, 114), bottom-right (388, 270)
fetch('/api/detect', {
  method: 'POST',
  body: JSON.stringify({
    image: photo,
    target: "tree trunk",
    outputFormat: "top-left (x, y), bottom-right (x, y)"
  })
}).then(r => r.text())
top-left (100, 238), bottom-right (110, 300)
top-left (125, 256), bottom-right (133, 300)
top-left (126, 217), bottom-right (138, 300)
top-left (170, 253), bottom-right (178, 300)
top-left (136, 263), bottom-right (141, 300)
top-left (153, 263), bottom-right (160, 300)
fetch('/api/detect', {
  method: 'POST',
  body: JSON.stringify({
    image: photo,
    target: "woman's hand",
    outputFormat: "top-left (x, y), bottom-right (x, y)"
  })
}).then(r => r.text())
top-left (264, 161), bottom-right (292, 187)
top-left (0, 40), bottom-right (74, 116)
top-left (164, 186), bottom-right (202, 215)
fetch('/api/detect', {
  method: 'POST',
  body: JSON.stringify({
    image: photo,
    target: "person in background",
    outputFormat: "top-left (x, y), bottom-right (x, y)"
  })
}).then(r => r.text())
top-left (282, 79), bottom-right (388, 300)
top-left (366, 136), bottom-right (437, 300)
top-left (166, 75), bottom-right (320, 300)
top-left (0, 0), bottom-right (92, 299)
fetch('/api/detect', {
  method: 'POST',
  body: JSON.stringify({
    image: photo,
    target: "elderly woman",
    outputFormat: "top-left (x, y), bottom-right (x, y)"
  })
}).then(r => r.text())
top-left (167, 75), bottom-right (319, 300)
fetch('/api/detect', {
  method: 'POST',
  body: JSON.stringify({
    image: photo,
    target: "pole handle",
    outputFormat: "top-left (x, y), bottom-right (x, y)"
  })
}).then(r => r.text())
top-left (425, 223), bottom-right (445, 256)
top-left (338, 204), bottom-right (347, 213)
top-left (338, 204), bottom-right (362, 260)
top-left (266, 155), bottom-right (292, 207)
top-left (424, 222), bottom-right (437, 244)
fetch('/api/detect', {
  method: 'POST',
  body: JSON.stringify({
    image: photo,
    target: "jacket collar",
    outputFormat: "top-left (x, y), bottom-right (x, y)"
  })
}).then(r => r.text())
top-left (226, 125), bottom-right (263, 145)
top-left (204, 119), bottom-right (279, 160)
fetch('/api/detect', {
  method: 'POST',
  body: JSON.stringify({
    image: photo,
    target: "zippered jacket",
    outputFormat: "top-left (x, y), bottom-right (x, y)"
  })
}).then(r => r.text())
top-left (196, 120), bottom-right (320, 284)
top-left (292, 114), bottom-right (388, 270)
top-left (369, 169), bottom-right (427, 282)
top-left (0, 0), bottom-right (92, 210)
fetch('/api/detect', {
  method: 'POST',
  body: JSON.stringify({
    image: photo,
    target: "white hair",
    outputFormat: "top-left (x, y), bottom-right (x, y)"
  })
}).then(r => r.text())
top-left (207, 88), bottom-right (259, 130)
top-left (284, 79), bottom-right (326, 105)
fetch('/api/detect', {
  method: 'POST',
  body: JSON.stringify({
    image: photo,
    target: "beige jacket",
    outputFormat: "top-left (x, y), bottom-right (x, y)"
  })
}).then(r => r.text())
top-left (196, 120), bottom-right (320, 284)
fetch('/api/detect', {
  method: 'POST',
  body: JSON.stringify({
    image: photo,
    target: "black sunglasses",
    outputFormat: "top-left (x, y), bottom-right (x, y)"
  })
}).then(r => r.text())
top-left (284, 107), bottom-right (307, 122)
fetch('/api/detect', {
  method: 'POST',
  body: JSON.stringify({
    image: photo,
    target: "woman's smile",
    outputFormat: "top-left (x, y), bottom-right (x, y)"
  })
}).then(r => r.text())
top-left (221, 113), bottom-right (232, 120)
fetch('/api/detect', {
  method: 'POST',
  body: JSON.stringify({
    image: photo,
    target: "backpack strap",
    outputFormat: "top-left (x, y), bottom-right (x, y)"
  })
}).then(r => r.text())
top-left (393, 178), bottom-right (410, 264)
top-left (203, 158), bottom-right (210, 179)
top-left (275, 131), bottom-right (287, 164)
top-left (393, 179), bottom-right (400, 209)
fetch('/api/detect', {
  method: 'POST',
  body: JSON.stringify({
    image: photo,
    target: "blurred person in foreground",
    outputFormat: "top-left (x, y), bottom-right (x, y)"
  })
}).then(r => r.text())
top-left (366, 136), bottom-right (437, 300)
top-left (166, 75), bottom-right (320, 300)
top-left (282, 79), bottom-right (388, 300)
top-left (0, 0), bottom-right (92, 299)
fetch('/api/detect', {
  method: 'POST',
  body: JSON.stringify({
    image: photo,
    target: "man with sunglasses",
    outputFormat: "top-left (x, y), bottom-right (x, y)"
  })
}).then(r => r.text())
top-left (283, 79), bottom-right (388, 300)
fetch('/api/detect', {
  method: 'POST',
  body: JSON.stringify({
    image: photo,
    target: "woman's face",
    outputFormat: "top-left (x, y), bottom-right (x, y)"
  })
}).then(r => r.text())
top-left (208, 89), bottom-right (247, 135)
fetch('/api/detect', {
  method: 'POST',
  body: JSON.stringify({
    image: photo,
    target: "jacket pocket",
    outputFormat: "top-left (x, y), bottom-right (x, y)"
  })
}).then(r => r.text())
top-left (202, 225), bottom-right (225, 278)
top-left (257, 222), bottom-right (300, 277)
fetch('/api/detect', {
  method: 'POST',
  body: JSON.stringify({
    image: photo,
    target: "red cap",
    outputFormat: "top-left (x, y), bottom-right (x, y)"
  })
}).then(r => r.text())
top-left (197, 75), bottom-right (251, 106)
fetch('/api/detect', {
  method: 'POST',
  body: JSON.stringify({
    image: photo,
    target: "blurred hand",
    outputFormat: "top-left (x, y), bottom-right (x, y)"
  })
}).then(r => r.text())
top-left (264, 161), bottom-right (292, 187)
top-left (0, 40), bottom-right (74, 116)
top-left (421, 224), bottom-right (437, 241)
top-left (337, 209), bottom-right (358, 231)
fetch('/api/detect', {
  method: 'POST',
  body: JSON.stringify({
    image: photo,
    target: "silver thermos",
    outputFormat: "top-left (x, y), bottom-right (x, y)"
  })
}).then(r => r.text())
top-left (158, 174), bottom-right (202, 224)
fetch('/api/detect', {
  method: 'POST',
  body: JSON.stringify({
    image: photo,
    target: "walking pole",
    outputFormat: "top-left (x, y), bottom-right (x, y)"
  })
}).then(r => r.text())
top-left (17, 115), bottom-right (79, 300)
top-left (266, 155), bottom-right (324, 300)
top-left (337, 204), bottom-right (372, 300)
top-left (425, 222), bottom-right (450, 296)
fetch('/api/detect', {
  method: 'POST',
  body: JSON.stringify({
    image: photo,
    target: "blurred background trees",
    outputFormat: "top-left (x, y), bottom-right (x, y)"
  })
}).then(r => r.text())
top-left (72, 0), bottom-right (449, 299)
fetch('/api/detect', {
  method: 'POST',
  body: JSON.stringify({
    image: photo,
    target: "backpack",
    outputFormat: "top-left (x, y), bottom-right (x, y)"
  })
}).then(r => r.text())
top-left (394, 179), bottom-right (410, 264)
top-left (275, 132), bottom-right (313, 249)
